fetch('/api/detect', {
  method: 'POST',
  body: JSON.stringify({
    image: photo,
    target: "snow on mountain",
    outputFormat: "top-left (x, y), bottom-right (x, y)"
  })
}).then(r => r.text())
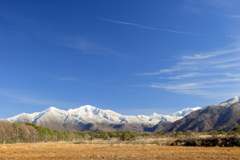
top-left (33, 106), bottom-right (70, 125)
top-left (136, 107), bottom-right (201, 124)
top-left (220, 96), bottom-right (240, 106)
top-left (7, 112), bottom-right (40, 123)
top-left (68, 105), bottom-right (123, 124)
top-left (0, 118), bottom-right (10, 122)
top-left (170, 107), bottom-right (201, 117)
top-left (7, 105), bottom-right (201, 126)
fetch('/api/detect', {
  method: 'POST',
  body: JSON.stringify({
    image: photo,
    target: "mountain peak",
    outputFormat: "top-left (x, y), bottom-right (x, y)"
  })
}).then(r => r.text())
top-left (47, 106), bottom-right (58, 110)
top-left (68, 105), bottom-right (97, 112)
top-left (45, 106), bottom-right (63, 113)
top-left (75, 105), bottom-right (99, 114)
top-left (220, 96), bottom-right (240, 106)
top-left (80, 105), bottom-right (97, 110)
top-left (170, 107), bottom-right (201, 117)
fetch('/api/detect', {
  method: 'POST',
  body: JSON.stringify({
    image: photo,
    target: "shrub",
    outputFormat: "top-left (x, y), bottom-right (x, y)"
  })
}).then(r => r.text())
top-left (219, 130), bottom-right (226, 135)
top-left (79, 132), bottom-right (86, 138)
top-left (89, 136), bottom-right (94, 141)
top-left (227, 132), bottom-right (232, 135)
top-left (108, 132), bottom-right (117, 138)
top-left (184, 130), bottom-right (193, 137)
top-left (156, 132), bottom-right (165, 136)
top-left (175, 132), bottom-right (182, 137)
top-left (130, 133), bottom-right (136, 140)
top-left (121, 133), bottom-right (128, 141)
top-left (234, 132), bottom-right (240, 138)
top-left (211, 130), bottom-right (219, 136)
top-left (140, 133), bottom-right (149, 137)
top-left (232, 126), bottom-right (240, 133)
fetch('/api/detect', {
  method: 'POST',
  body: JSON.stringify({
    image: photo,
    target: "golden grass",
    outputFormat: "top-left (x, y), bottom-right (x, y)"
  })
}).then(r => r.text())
top-left (1, 142), bottom-right (240, 160)
top-left (73, 137), bottom-right (177, 145)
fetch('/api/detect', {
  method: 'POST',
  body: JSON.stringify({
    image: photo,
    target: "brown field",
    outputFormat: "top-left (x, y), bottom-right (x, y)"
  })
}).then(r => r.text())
top-left (1, 142), bottom-right (240, 160)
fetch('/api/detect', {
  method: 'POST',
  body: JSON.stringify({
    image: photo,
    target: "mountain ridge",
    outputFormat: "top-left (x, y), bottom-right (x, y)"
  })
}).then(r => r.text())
top-left (7, 105), bottom-right (200, 131)
top-left (7, 105), bottom-right (200, 124)
top-left (163, 96), bottom-right (240, 132)
top-left (7, 96), bottom-right (239, 132)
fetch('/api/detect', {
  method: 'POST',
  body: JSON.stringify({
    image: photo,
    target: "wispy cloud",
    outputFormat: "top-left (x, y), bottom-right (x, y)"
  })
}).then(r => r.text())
top-left (225, 73), bottom-right (240, 77)
top-left (150, 79), bottom-right (240, 98)
top-left (58, 77), bottom-right (77, 81)
top-left (136, 65), bottom-right (201, 76)
top-left (0, 90), bottom-right (53, 106)
top-left (182, 46), bottom-right (240, 60)
top-left (152, 78), bottom-right (240, 89)
top-left (137, 44), bottom-right (240, 76)
top-left (216, 63), bottom-right (240, 68)
top-left (99, 18), bottom-right (205, 36)
top-left (209, 57), bottom-right (240, 64)
top-left (182, 1), bottom-right (240, 41)
top-left (169, 73), bottom-right (207, 79)
top-left (135, 42), bottom-right (240, 98)
top-left (169, 72), bottom-right (240, 80)
top-left (151, 84), bottom-right (212, 96)
top-left (53, 37), bottom-right (132, 58)
top-left (227, 15), bottom-right (240, 18)
top-left (135, 68), bottom-right (181, 76)
top-left (99, 18), bottom-right (240, 40)
top-left (182, 1), bottom-right (240, 18)
top-left (0, 91), bottom-right (48, 105)
top-left (150, 82), bottom-right (208, 90)
top-left (0, 88), bottom-right (78, 107)
top-left (226, 35), bottom-right (240, 39)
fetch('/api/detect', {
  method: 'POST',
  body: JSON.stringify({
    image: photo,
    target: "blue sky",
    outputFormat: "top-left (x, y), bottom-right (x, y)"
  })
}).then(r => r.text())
top-left (1, 0), bottom-right (240, 118)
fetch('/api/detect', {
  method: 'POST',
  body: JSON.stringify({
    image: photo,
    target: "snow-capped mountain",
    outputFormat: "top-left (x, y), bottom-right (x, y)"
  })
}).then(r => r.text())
top-left (7, 105), bottom-right (200, 131)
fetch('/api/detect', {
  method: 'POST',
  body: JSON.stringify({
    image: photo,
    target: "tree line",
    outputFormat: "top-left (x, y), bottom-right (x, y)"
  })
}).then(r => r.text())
top-left (0, 121), bottom-right (87, 144)
top-left (0, 121), bottom-right (153, 144)
top-left (1, 121), bottom-right (240, 144)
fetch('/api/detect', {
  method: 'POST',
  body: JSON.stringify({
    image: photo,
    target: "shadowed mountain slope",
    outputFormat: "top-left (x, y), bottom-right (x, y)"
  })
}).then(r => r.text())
top-left (163, 102), bottom-right (240, 132)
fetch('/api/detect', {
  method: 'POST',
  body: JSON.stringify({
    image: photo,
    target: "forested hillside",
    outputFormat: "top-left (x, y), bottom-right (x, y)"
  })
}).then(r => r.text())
top-left (0, 121), bottom-right (87, 144)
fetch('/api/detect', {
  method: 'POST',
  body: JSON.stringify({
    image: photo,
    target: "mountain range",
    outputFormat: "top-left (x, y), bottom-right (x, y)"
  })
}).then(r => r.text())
top-left (6, 105), bottom-right (200, 132)
top-left (5, 96), bottom-right (240, 132)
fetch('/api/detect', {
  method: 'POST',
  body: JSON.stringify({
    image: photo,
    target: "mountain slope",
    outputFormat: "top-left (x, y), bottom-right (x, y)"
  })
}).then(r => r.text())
top-left (163, 97), bottom-right (240, 132)
top-left (144, 120), bottom-right (172, 132)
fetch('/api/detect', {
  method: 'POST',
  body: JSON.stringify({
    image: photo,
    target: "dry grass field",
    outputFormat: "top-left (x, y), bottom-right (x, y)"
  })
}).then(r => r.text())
top-left (1, 141), bottom-right (240, 160)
